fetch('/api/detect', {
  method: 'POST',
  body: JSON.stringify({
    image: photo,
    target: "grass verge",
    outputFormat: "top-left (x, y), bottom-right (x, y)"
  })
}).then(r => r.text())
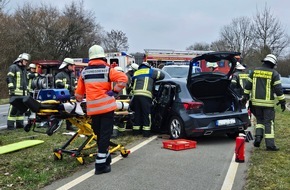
top-left (245, 107), bottom-right (290, 190)
top-left (0, 126), bottom-right (143, 190)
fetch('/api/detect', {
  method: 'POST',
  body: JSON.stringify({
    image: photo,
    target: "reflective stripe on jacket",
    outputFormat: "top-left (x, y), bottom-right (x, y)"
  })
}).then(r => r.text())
top-left (132, 67), bottom-right (165, 98)
top-left (75, 59), bottom-right (128, 115)
top-left (231, 71), bottom-right (248, 96)
top-left (6, 64), bottom-right (28, 96)
top-left (55, 70), bottom-right (76, 95)
top-left (27, 71), bottom-right (38, 92)
top-left (244, 64), bottom-right (285, 107)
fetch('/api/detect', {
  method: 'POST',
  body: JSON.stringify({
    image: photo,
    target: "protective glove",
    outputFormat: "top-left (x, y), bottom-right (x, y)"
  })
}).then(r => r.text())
top-left (276, 100), bottom-right (286, 112)
top-left (107, 90), bottom-right (118, 97)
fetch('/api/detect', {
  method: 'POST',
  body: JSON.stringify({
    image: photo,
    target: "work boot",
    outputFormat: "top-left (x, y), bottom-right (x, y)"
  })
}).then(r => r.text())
top-left (253, 136), bottom-right (262, 147)
top-left (95, 164), bottom-right (111, 175)
top-left (133, 130), bottom-right (141, 136)
top-left (266, 146), bottom-right (279, 151)
top-left (7, 126), bottom-right (15, 130)
top-left (143, 130), bottom-right (151, 137)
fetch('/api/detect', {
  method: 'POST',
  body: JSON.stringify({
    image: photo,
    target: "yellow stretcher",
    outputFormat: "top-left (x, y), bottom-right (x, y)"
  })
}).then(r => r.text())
top-left (10, 96), bottom-right (131, 164)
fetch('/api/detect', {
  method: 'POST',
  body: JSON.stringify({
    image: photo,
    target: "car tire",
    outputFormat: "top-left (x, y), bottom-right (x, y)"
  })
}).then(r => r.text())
top-left (169, 116), bottom-right (185, 140)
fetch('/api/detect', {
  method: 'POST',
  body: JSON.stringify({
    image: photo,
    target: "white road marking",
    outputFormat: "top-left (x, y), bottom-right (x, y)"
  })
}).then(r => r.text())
top-left (56, 135), bottom-right (158, 190)
top-left (221, 154), bottom-right (239, 190)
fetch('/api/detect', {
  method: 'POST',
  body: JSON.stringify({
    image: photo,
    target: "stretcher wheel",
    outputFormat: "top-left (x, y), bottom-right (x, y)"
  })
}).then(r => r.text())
top-left (54, 152), bottom-right (63, 160)
top-left (24, 123), bottom-right (32, 132)
top-left (120, 149), bottom-right (130, 158)
top-left (76, 157), bottom-right (85, 165)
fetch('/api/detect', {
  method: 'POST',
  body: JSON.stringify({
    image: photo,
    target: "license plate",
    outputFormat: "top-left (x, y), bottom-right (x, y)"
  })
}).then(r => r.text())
top-left (216, 118), bottom-right (236, 126)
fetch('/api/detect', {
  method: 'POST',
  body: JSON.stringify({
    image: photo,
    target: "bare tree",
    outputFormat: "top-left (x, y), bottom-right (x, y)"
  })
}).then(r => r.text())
top-left (102, 29), bottom-right (129, 52)
top-left (0, 0), bottom-right (9, 11)
top-left (252, 5), bottom-right (290, 57)
top-left (186, 42), bottom-right (211, 51)
top-left (210, 40), bottom-right (229, 51)
top-left (220, 16), bottom-right (255, 59)
top-left (12, 1), bottom-right (103, 60)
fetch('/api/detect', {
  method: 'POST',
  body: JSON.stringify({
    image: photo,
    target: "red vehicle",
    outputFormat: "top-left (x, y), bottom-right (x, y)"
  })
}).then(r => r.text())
top-left (143, 49), bottom-right (238, 74)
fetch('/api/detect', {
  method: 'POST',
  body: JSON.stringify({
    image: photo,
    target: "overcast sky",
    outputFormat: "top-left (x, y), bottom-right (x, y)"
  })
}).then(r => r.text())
top-left (6, 0), bottom-right (290, 53)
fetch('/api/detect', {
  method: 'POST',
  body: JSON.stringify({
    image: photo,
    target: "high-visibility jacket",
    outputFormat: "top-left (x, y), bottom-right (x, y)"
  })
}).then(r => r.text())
top-left (55, 69), bottom-right (76, 95)
top-left (132, 66), bottom-right (165, 98)
top-left (75, 59), bottom-right (128, 116)
top-left (27, 71), bottom-right (38, 93)
top-left (231, 71), bottom-right (248, 96)
top-left (6, 63), bottom-right (28, 96)
top-left (244, 64), bottom-right (285, 107)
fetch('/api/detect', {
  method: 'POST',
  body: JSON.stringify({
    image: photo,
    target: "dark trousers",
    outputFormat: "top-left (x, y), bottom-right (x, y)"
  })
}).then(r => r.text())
top-left (7, 104), bottom-right (24, 129)
top-left (91, 111), bottom-right (114, 153)
top-left (131, 96), bottom-right (152, 129)
top-left (252, 106), bottom-right (276, 147)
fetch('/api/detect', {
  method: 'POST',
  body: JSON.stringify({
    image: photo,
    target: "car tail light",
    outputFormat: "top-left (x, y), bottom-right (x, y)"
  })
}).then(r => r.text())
top-left (183, 102), bottom-right (203, 110)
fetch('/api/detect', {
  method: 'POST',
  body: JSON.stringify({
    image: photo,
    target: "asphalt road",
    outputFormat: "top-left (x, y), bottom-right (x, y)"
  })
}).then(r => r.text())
top-left (43, 134), bottom-right (253, 190)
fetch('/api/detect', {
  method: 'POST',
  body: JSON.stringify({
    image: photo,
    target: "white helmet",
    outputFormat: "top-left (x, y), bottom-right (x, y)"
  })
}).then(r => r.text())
top-left (89, 45), bottom-right (106, 60)
top-left (206, 62), bottom-right (218, 68)
top-left (262, 54), bottom-right (277, 65)
top-left (13, 53), bottom-right (31, 63)
top-left (131, 63), bottom-right (139, 71)
top-left (236, 62), bottom-right (245, 70)
top-left (114, 66), bottom-right (124, 72)
top-left (29, 63), bottom-right (36, 69)
top-left (59, 58), bottom-right (75, 69)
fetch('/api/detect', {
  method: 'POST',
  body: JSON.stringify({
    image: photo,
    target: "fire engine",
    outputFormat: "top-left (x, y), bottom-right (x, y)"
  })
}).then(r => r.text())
top-left (143, 49), bottom-right (239, 73)
top-left (31, 51), bottom-right (135, 90)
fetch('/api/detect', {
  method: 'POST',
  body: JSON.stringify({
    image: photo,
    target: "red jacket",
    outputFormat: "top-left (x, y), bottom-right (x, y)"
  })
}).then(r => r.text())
top-left (75, 59), bottom-right (128, 115)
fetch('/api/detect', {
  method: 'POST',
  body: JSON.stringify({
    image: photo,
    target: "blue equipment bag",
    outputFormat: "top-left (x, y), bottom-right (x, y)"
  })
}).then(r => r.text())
top-left (37, 89), bottom-right (71, 102)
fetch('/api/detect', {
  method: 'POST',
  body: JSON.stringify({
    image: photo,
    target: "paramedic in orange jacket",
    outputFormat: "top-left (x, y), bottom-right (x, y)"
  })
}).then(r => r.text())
top-left (75, 45), bottom-right (128, 175)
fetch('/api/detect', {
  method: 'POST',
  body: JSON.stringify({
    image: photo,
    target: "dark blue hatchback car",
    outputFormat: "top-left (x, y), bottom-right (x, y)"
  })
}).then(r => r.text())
top-left (151, 52), bottom-right (250, 139)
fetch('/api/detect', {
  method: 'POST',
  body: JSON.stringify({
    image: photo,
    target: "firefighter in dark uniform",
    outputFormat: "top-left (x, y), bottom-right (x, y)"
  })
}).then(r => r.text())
top-left (125, 63), bottom-right (139, 95)
top-left (230, 62), bottom-right (247, 97)
top-left (55, 58), bottom-right (76, 131)
top-left (243, 54), bottom-right (286, 151)
top-left (6, 53), bottom-right (30, 130)
top-left (27, 63), bottom-right (38, 98)
top-left (131, 62), bottom-right (165, 137)
top-left (111, 66), bottom-right (129, 138)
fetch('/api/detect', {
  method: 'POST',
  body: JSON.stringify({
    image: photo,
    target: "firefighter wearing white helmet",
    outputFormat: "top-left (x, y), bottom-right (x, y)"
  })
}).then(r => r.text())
top-left (131, 61), bottom-right (165, 137)
top-left (244, 54), bottom-right (285, 151)
top-left (230, 62), bottom-right (247, 97)
top-left (27, 63), bottom-right (38, 97)
top-left (6, 53), bottom-right (31, 130)
top-left (55, 58), bottom-right (76, 131)
top-left (126, 63), bottom-right (139, 95)
top-left (75, 44), bottom-right (128, 175)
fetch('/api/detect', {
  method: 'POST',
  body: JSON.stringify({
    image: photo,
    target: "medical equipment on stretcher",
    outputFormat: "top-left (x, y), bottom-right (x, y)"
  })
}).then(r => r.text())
top-left (9, 90), bottom-right (132, 164)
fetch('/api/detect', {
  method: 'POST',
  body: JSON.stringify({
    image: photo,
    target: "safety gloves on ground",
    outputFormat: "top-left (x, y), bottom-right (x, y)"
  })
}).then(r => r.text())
top-left (276, 100), bottom-right (286, 112)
